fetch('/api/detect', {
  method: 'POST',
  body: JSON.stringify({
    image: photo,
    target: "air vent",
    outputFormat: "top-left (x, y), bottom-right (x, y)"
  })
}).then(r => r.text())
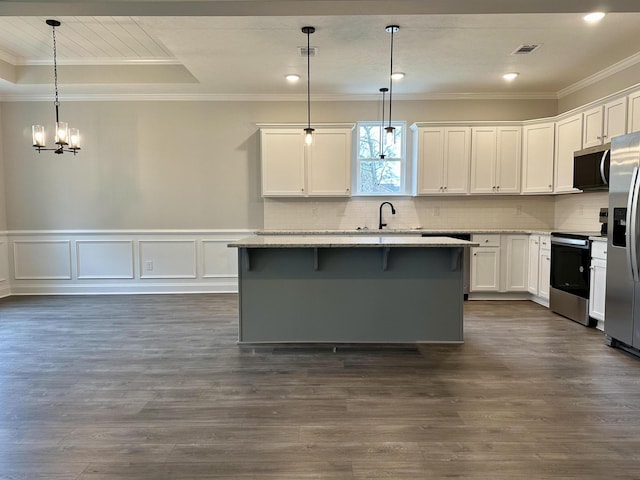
top-left (512, 44), bottom-right (541, 55)
top-left (298, 46), bottom-right (318, 57)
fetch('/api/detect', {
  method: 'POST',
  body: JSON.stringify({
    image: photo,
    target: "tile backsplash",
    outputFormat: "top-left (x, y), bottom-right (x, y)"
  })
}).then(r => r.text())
top-left (264, 195), bottom-right (556, 231)
top-left (554, 191), bottom-right (607, 232)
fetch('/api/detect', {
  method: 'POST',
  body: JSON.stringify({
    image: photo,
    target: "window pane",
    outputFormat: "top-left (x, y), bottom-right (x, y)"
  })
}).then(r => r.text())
top-left (358, 123), bottom-right (403, 160)
top-left (358, 124), bottom-right (383, 159)
top-left (359, 160), bottom-right (401, 194)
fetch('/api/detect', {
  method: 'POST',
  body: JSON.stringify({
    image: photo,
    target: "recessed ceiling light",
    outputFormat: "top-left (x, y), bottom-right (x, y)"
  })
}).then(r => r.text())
top-left (285, 74), bottom-right (300, 82)
top-left (584, 12), bottom-right (606, 23)
top-left (391, 72), bottom-right (405, 80)
top-left (503, 72), bottom-right (519, 81)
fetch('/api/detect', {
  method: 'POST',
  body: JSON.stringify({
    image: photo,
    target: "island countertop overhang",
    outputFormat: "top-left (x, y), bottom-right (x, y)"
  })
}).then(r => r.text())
top-left (228, 235), bottom-right (479, 249)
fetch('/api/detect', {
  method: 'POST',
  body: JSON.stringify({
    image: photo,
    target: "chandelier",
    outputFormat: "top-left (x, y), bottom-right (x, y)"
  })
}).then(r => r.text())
top-left (32, 19), bottom-right (81, 155)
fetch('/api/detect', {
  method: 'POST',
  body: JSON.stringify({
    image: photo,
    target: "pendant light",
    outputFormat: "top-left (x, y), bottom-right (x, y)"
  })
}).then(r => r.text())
top-left (302, 26), bottom-right (315, 145)
top-left (379, 87), bottom-right (388, 159)
top-left (385, 25), bottom-right (399, 146)
top-left (32, 19), bottom-right (80, 155)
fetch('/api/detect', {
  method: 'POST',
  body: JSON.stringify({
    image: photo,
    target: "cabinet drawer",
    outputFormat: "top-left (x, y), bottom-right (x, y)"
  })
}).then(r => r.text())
top-left (472, 234), bottom-right (501, 247)
top-left (591, 240), bottom-right (607, 260)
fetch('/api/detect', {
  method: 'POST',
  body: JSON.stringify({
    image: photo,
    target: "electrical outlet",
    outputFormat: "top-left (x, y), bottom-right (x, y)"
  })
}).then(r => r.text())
top-left (516, 205), bottom-right (522, 216)
top-left (434, 207), bottom-right (440, 217)
top-left (145, 261), bottom-right (153, 271)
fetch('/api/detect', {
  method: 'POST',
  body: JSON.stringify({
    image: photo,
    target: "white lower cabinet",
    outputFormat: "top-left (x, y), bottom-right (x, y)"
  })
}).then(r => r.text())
top-left (527, 234), bottom-right (550, 300)
top-left (471, 234), bottom-right (528, 292)
top-left (589, 241), bottom-right (607, 330)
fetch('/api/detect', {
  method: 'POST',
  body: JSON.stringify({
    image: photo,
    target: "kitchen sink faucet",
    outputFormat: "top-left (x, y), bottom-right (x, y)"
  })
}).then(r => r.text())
top-left (378, 201), bottom-right (396, 229)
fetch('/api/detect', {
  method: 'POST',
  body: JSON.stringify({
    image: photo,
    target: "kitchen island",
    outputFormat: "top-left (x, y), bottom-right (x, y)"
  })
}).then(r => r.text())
top-left (228, 235), bottom-right (477, 344)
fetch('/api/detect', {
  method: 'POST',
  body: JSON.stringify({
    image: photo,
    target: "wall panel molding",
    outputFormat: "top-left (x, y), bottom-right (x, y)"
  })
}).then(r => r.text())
top-left (5, 229), bottom-right (252, 295)
top-left (13, 240), bottom-right (72, 280)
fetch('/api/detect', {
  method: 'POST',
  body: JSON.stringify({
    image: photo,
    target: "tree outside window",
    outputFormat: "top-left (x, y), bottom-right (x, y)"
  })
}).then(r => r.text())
top-left (356, 121), bottom-right (406, 195)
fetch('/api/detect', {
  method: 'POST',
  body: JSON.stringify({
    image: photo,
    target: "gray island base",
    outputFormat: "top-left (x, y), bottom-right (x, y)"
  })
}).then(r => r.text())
top-left (228, 236), bottom-right (477, 344)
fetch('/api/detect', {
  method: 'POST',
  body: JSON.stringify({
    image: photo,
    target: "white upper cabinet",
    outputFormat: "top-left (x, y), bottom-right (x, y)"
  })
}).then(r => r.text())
top-left (260, 127), bottom-right (353, 197)
top-left (470, 126), bottom-right (521, 194)
top-left (261, 129), bottom-right (306, 196)
top-left (603, 98), bottom-right (627, 142)
top-left (307, 129), bottom-right (352, 196)
top-left (414, 126), bottom-right (470, 195)
top-left (583, 98), bottom-right (627, 148)
top-left (554, 113), bottom-right (582, 194)
top-left (628, 89), bottom-right (640, 134)
top-left (522, 122), bottom-right (555, 194)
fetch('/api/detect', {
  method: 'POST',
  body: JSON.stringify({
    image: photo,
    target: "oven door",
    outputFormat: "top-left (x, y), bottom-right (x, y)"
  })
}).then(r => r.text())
top-left (550, 237), bottom-right (591, 299)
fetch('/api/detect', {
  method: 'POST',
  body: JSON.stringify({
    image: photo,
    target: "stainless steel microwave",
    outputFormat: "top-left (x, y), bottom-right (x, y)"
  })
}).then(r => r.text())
top-left (573, 143), bottom-right (610, 191)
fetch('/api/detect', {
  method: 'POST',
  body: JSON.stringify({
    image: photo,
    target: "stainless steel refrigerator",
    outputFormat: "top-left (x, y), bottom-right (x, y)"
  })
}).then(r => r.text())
top-left (606, 131), bottom-right (640, 353)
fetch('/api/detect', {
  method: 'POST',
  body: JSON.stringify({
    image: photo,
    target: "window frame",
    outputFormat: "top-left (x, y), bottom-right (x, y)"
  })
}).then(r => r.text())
top-left (353, 120), bottom-right (408, 196)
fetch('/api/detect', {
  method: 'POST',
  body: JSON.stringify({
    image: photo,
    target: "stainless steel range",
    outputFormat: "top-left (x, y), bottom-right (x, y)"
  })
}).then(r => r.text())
top-left (549, 231), bottom-right (598, 326)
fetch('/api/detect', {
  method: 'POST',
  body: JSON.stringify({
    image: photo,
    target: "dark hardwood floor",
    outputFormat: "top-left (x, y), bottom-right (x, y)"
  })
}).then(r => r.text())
top-left (1, 294), bottom-right (639, 479)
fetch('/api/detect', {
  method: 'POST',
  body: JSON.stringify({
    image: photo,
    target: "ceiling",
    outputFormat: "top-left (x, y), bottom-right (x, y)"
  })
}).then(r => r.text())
top-left (1, 1), bottom-right (640, 100)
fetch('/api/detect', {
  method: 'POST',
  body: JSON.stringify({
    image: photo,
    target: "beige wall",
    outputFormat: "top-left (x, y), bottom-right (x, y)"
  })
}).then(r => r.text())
top-left (558, 63), bottom-right (640, 114)
top-left (0, 97), bottom-right (557, 231)
top-left (0, 103), bottom-right (7, 230)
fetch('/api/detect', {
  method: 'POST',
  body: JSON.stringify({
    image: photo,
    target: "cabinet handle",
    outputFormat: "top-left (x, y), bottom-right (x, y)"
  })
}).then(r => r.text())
top-left (346, 188), bottom-right (350, 192)
top-left (497, 186), bottom-right (500, 191)
top-left (474, 253), bottom-right (477, 256)
top-left (301, 188), bottom-right (304, 191)
top-left (597, 136), bottom-right (602, 140)
top-left (548, 184), bottom-right (552, 188)
top-left (534, 241), bottom-right (539, 245)
top-left (444, 186), bottom-right (447, 190)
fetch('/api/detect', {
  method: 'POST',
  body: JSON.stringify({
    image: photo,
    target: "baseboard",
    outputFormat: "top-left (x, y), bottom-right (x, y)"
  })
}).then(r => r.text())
top-left (530, 295), bottom-right (550, 308)
top-left (9, 280), bottom-right (238, 296)
top-left (0, 285), bottom-right (11, 299)
top-left (468, 292), bottom-right (532, 301)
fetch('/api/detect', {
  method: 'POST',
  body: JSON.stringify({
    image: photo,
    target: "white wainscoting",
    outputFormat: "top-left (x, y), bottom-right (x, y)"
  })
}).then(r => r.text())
top-left (7, 230), bottom-right (252, 295)
top-left (0, 236), bottom-right (10, 298)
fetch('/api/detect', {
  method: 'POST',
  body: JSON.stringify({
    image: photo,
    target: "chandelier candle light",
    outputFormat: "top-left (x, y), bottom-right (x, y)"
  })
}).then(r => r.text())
top-left (302, 26), bottom-right (315, 146)
top-left (32, 19), bottom-right (80, 155)
top-left (385, 25), bottom-right (399, 146)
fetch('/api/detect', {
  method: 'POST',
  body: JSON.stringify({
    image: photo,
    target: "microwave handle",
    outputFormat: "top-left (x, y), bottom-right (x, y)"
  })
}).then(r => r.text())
top-left (600, 149), bottom-right (609, 185)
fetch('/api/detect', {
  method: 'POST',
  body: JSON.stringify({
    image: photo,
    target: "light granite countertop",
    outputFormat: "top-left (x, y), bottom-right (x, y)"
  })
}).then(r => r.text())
top-left (228, 235), bottom-right (478, 248)
top-left (590, 236), bottom-right (607, 242)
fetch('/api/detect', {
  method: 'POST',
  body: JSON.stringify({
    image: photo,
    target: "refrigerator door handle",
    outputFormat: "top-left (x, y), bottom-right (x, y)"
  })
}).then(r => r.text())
top-left (600, 150), bottom-right (609, 185)
top-left (626, 166), bottom-right (640, 281)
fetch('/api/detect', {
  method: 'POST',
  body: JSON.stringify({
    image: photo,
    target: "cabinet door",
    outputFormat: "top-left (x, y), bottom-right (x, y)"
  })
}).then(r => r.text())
top-left (470, 127), bottom-right (497, 194)
top-left (527, 235), bottom-right (540, 295)
top-left (554, 114), bottom-right (582, 193)
top-left (471, 247), bottom-right (500, 291)
top-left (261, 129), bottom-right (306, 196)
top-left (538, 250), bottom-right (551, 300)
top-left (442, 127), bottom-right (471, 194)
top-left (603, 97), bottom-right (627, 142)
top-left (583, 106), bottom-right (604, 148)
top-left (415, 128), bottom-right (445, 194)
top-left (589, 258), bottom-right (606, 322)
top-left (522, 122), bottom-right (555, 193)
top-left (495, 127), bottom-right (521, 194)
top-left (307, 129), bottom-right (352, 196)
top-left (503, 235), bottom-right (528, 292)
top-left (628, 90), bottom-right (640, 134)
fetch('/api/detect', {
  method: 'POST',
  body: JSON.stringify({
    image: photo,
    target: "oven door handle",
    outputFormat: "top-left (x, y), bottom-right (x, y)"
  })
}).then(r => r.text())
top-left (626, 166), bottom-right (640, 282)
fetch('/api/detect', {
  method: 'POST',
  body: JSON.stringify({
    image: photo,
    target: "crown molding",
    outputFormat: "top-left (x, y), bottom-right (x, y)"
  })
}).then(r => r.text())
top-left (18, 58), bottom-right (182, 66)
top-left (0, 91), bottom-right (558, 102)
top-left (558, 51), bottom-right (640, 99)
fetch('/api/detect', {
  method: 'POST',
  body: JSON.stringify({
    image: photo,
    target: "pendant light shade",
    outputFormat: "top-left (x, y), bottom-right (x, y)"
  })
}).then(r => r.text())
top-left (302, 26), bottom-right (315, 146)
top-left (32, 19), bottom-right (81, 155)
top-left (385, 25), bottom-right (399, 146)
top-left (379, 87), bottom-right (388, 159)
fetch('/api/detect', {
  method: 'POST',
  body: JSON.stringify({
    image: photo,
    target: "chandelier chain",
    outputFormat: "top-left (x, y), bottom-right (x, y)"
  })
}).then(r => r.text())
top-left (52, 23), bottom-right (59, 109)
top-left (388, 28), bottom-right (394, 128)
